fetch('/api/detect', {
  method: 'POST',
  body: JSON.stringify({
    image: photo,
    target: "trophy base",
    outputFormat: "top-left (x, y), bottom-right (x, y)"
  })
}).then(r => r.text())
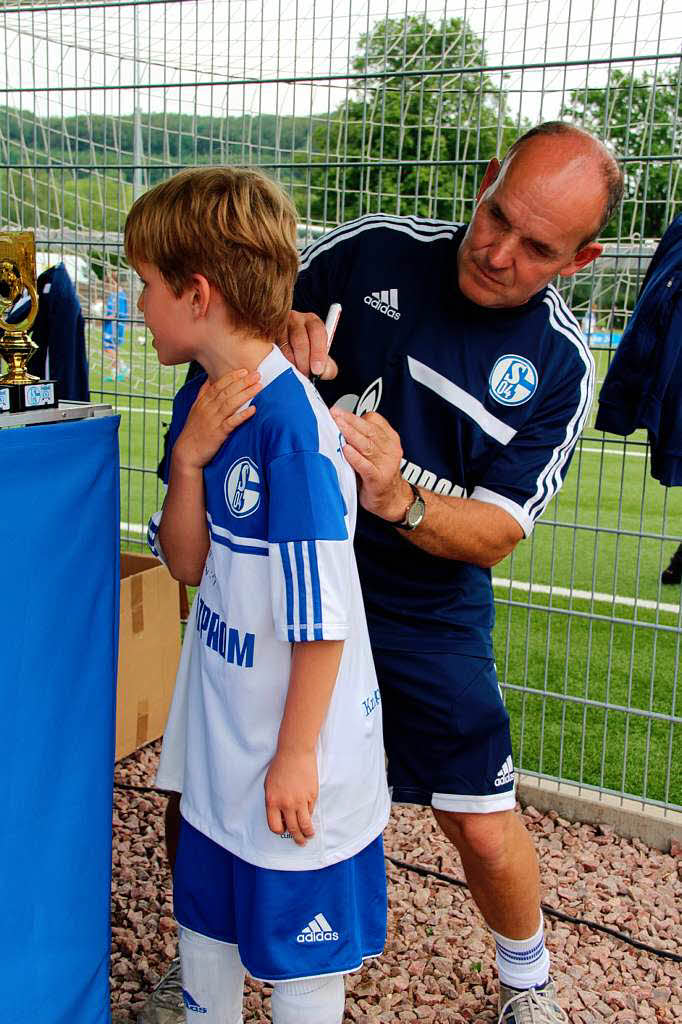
top-left (0, 380), bottom-right (58, 413)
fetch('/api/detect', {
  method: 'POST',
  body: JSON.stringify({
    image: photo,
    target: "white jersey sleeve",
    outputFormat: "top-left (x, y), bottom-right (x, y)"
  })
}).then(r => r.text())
top-left (267, 450), bottom-right (353, 643)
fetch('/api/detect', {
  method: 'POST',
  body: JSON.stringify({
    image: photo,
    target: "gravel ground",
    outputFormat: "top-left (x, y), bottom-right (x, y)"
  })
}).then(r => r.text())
top-left (112, 742), bottom-right (681, 1023)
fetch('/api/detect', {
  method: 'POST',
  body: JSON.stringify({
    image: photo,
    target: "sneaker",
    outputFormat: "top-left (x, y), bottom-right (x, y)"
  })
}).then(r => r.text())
top-left (498, 980), bottom-right (568, 1023)
top-left (661, 545), bottom-right (682, 585)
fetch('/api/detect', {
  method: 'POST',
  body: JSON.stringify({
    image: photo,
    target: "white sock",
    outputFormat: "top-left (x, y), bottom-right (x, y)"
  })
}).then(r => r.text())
top-left (272, 974), bottom-right (345, 1024)
top-left (491, 916), bottom-right (550, 990)
top-left (177, 924), bottom-right (246, 1023)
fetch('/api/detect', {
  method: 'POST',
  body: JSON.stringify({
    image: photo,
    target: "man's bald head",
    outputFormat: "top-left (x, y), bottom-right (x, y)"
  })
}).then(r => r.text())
top-left (456, 122), bottom-right (623, 308)
top-left (501, 122), bottom-right (623, 244)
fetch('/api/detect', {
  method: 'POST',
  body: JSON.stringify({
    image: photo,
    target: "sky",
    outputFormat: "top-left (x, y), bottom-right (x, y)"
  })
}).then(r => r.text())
top-left (0, 0), bottom-right (680, 126)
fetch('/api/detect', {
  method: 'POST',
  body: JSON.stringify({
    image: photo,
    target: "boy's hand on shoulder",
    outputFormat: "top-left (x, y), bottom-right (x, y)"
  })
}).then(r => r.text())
top-left (174, 369), bottom-right (261, 470)
top-left (264, 748), bottom-right (318, 846)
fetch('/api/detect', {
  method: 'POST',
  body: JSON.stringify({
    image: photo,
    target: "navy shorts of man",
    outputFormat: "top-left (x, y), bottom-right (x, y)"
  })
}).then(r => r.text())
top-left (285, 122), bottom-right (623, 1024)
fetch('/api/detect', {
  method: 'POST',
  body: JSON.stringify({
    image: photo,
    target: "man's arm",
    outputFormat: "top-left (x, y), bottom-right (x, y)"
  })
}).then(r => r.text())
top-left (331, 328), bottom-right (593, 566)
top-left (330, 407), bottom-right (523, 566)
top-left (264, 640), bottom-right (344, 846)
top-left (283, 313), bottom-right (521, 565)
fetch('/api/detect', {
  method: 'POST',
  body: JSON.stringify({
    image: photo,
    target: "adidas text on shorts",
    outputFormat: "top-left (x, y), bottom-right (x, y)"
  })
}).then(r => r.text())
top-left (173, 816), bottom-right (387, 983)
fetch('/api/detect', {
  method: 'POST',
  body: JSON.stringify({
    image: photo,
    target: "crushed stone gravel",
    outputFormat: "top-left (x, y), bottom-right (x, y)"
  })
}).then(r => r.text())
top-left (111, 742), bottom-right (682, 1023)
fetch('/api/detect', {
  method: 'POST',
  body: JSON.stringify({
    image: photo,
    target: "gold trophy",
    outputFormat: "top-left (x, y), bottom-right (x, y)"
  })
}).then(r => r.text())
top-left (0, 230), bottom-right (57, 413)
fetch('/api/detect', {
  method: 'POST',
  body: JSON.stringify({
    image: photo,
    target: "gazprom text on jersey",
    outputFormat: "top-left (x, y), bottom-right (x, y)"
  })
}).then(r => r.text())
top-left (196, 595), bottom-right (255, 668)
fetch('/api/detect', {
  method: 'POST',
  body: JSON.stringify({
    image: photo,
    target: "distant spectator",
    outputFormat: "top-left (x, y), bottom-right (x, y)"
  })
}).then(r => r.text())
top-left (102, 269), bottom-right (129, 382)
top-left (581, 303), bottom-right (597, 337)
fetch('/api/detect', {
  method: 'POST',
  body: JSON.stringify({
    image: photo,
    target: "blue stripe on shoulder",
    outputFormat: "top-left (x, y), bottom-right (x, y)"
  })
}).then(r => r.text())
top-left (255, 368), bottom-right (321, 455)
top-left (210, 529), bottom-right (269, 556)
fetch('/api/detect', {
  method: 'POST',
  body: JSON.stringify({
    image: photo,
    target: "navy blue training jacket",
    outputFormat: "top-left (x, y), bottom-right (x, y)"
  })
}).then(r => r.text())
top-left (596, 214), bottom-right (682, 486)
top-left (295, 214), bottom-right (595, 654)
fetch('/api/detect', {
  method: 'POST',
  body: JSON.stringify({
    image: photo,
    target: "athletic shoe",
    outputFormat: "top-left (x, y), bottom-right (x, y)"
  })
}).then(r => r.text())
top-left (498, 980), bottom-right (569, 1023)
top-left (661, 545), bottom-right (682, 585)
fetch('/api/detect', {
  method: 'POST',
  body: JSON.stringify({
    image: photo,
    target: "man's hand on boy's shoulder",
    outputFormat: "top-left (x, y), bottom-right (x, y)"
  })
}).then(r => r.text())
top-left (264, 747), bottom-right (318, 847)
top-left (173, 369), bottom-right (261, 471)
top-left (281, 309), bottom-right (338, 381)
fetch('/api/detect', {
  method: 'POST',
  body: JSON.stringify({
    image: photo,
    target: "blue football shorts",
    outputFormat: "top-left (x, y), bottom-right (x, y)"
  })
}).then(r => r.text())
top-left (372, 648), bottom-right (516, 813)
top-left (173, 817), bottom-right (387, 983)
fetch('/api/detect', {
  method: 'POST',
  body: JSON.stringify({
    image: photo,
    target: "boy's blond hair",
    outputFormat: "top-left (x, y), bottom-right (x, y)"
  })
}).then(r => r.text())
top-left (124, 166), bottom-right (299, 339)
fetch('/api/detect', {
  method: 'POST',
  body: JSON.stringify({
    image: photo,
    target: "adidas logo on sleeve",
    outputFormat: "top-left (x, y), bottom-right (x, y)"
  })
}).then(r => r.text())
top-left (494, 755), bottom-right (515, 788)
top-left (296, 913), bottom-right (339, 943)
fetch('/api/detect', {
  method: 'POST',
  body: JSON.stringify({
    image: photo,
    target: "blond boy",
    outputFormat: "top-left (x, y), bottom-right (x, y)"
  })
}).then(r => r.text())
top-left (124, 167), bottom-right (389, 1024)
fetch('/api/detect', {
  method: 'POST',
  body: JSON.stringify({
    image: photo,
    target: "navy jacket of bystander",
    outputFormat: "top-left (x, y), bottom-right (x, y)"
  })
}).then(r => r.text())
top-left (596, 214), bottom-right (682, 486)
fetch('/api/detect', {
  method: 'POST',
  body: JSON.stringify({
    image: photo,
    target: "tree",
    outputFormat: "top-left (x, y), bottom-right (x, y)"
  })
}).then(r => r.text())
top-left (561, 67), bottom-right (682, 241)
top-left (306, 16), bottom-right (521, 225)
top-left (557, 66), bottom-right (682, 327)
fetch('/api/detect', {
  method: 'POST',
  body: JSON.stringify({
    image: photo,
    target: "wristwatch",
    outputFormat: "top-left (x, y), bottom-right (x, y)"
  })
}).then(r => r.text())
top-left (394, 482), bottom-right (426, 532)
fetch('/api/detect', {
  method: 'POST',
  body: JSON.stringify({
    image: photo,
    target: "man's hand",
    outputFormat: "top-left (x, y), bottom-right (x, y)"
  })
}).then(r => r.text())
top-left (281, 309), bottom-right (339, 381)
top-left (331, 407), bottom-right (412, 521)
top-left (264, 748), bottom-right (318, 846)
top-left (173, 369), bottom-right (261, 470)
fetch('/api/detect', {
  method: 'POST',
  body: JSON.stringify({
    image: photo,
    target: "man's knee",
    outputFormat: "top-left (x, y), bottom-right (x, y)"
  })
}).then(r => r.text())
top-left (432, 807), bottom-right (519, 864)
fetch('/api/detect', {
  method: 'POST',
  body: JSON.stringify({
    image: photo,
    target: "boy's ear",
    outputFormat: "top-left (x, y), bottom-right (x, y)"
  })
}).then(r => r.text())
top-left (188, 274), bottom-right (211, 317)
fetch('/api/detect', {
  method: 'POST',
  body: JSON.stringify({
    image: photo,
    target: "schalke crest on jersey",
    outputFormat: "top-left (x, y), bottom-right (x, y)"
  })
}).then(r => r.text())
top-left (488, 355), bottom-right (538, 406)
top-left (224, 457), bottom-right (261, 517)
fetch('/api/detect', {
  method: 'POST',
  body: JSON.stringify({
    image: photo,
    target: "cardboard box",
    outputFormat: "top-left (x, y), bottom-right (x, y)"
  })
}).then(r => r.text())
top-left (115, 553), bottom-right (182, 762)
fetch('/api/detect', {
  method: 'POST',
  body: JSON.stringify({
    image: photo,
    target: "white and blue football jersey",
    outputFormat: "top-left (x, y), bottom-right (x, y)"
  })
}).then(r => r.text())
top-left (150, 345), bottom-right (390, 870)
top-left (294, 214), bottom-right (595, 655)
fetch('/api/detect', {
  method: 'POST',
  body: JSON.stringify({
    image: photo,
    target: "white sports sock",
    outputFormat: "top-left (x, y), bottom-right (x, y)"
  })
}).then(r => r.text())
top-left (491, 916), bottom-right (550, 990)
top-left (272, 974), bottom-right (345, 1024)
top-left (177, 924), bottom-right (246, 1023)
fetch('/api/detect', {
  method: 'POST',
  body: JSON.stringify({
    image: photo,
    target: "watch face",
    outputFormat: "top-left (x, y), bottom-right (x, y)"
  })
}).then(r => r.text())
top-left (407, 497), bottom-right (425, 527)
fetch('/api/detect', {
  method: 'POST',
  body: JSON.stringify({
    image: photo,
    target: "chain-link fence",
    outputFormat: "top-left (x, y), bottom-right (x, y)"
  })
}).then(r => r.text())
top-left (1, 0), bottom-right (680, 813)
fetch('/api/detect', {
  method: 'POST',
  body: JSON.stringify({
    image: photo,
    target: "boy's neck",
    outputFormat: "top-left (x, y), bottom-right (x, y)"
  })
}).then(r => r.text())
top-left (199, 329), bottom-right (274, 381)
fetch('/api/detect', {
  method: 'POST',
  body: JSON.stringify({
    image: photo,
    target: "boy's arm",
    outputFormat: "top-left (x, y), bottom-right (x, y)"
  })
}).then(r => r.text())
top-left (264, 639), bottom-right (344, 846)
top-left (158, 452), bottom-right (209, 585)
top-left (159, 369), bottom-right (261, 583)
top-left (265, 444), bottom-right (354, 846)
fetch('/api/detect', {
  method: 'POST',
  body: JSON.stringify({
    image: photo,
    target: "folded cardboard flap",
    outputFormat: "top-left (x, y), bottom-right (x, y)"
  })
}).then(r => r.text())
top-left (116, 553), bottom-right (181, 762)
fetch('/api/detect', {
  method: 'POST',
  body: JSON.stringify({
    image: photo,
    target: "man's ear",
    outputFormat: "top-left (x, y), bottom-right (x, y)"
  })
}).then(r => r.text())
top-left (558, 241), bottom-right (603, 278)
top-left (188, 274), bottom-right (211, 317)
top-left (476, 158), bottom-right (501, 202)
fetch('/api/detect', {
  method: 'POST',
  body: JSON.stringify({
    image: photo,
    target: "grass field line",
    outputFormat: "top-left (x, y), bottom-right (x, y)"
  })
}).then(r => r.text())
top-left (580, 445), bottom-right (646, 459)
top-left (121, 520), bottom-right (680, 615)
top-left (122, 522), bottom-right (148, 536)
top-left (112, 402), bottom-right (173, 414)
top-left (492, 577), bottom-right (680, 615)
